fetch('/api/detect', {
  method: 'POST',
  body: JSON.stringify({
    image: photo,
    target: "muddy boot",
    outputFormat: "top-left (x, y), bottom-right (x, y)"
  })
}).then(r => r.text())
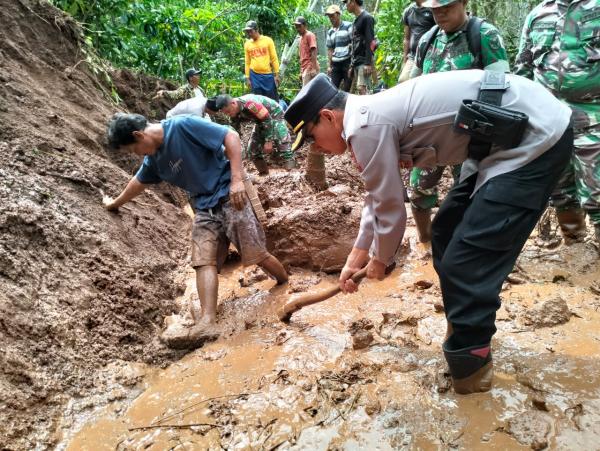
top-left (283, 158), bottom-right (297, 170)
top-left (443, 342), bottom-right (493, 395)
top-left (411, 206), bottom-right (432, 243)
top-left (253, 158), bottom-right (269, 176)
top-left (305, 149), bottom-right (327, 190)
top-left (556, 208), bottom-right (587, 244)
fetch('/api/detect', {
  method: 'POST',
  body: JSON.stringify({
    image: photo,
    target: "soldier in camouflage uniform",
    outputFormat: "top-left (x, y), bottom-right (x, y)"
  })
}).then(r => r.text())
top-left (407, 0), bottom-right (510, 243)
top-left (515, 0), bottom-right (600, 244)
top-left (154, 68), bottom-right (206, 101)
top-left (207, 94), bottom-right (296, 175)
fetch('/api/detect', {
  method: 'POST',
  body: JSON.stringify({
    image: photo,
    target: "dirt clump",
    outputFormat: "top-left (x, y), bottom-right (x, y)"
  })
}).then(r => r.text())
top-left (519, 295), bottom-right (571, 328)
top-left (348, 318), bottom-right (375, 350)
top-left (504, 411), bottom-right (552, 449)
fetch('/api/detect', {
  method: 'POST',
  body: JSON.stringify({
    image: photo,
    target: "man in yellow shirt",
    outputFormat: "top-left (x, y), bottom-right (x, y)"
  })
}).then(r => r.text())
top-left (244, 20), bottom-right (280, 101)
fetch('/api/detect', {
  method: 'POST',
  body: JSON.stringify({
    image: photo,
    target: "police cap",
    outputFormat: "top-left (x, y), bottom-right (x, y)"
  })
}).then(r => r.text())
top-left (284, 73), bottom-right (338, 151)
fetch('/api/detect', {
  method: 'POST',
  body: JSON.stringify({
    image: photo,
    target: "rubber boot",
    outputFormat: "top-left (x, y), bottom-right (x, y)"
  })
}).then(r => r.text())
top-left (283, 158), bottom-right (297, 170)
top-left (305, 147), bottom-right (327, 190)
top-left (556, 208), bottom-right (587, 244)
top-left (253, 158), bottom-right (269, 176)
top-left (411, 206), bottom-right (432, 243)
top-left (443, 342), bottom-right (493, 394)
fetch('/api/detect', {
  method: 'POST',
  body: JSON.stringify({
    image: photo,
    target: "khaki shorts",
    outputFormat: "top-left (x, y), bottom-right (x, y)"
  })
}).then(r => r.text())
top-left (302, 69), bottom-right (317, 86)
top-left (191, 199), bottom-right (269, 270)
top-left (354, 65), bottom-right (373, 93)
top-left (398, 58), bottom-right (414, 84)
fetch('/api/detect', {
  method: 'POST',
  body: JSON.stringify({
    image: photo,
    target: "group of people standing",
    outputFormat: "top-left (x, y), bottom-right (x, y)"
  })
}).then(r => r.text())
top-left (104, 0), bottom-right (598, 396)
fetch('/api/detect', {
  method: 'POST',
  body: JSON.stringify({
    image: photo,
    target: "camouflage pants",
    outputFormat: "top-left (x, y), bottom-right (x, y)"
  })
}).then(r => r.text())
top-left (409, 164), bottom-right (462, 210)
top-left (551, 124), bottom-right (600, 225)
top-left (246, 121), bottom-right (293, 162)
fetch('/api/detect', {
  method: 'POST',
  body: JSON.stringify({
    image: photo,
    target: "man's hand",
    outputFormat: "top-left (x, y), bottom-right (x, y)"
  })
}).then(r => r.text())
top-left (366, 257), bottom-right (386, 280)
top-left (363, 65), bottom-right (373, 76)
top-left (102, 195), bottom-right (119, 211)
top-left (246, 78), bottom-right (252, 89)
top-left (347, 67), bottom-right (353, 79)
top-left (153, 90), bottom-right (164, 100)
top-left (309, 68), bottom-right (318, 78)
top-left (229, 180), bottom-right (246, 210)
top-left (339, 247), bottom-right (369, 293)
top-left (275, 74), bottom-right (281, 86)
top-left (327, 66), bottom-right (332, 76)
top-left (263, 141), bottom-right (274, 154)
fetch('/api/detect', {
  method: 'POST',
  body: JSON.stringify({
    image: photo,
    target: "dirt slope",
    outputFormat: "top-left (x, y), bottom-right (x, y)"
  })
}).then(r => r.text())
top-left (0, 1), bottom-right (191, 449)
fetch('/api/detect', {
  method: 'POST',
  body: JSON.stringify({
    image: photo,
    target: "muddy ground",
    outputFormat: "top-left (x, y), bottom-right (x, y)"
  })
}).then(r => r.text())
top-left (2, 1), bottom-right (600, 450)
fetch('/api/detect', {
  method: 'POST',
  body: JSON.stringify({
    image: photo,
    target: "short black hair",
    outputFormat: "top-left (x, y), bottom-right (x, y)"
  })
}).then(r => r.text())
top-left (107, 113), bottom-right (147, 149)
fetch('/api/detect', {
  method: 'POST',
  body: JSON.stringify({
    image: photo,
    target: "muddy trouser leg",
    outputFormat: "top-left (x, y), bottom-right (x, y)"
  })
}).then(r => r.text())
top-left (247, 126), bottom-right (269, 175)
top-left (332, 60), bottom-right (352, 92)
top-left (305, 146), bottom-right (327, 189)
top-left (433, 128), bottom-right (573, 350)
top-left (409, 166), bottom-right (446, 211)
top-left (573, 125), bottom-right (600, 230)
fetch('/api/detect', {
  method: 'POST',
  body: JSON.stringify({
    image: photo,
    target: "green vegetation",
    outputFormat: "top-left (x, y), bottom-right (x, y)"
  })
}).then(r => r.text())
top-left (51, 0), bottom-right (541, 96)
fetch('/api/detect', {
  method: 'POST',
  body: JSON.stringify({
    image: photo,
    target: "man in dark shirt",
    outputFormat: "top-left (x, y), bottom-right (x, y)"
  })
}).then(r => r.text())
top-left (104, 114), bottom-right (288, 348)
top-left (344, 0), bottom-right (375, 95)
top-left (399, 0), bottom-right (435, 83)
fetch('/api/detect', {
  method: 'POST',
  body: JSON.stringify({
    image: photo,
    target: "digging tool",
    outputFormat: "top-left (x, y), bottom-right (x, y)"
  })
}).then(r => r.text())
top-left (277, 267), bottom-right (368, 322)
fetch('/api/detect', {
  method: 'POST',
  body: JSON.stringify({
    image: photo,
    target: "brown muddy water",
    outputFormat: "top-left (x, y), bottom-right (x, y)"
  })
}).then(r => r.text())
top-left (60, 227), bottom-right (600, 450)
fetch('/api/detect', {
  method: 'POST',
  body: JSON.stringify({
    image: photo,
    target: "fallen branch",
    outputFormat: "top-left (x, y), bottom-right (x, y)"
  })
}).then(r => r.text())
top-left (128, 422), bottom-right (218, 432)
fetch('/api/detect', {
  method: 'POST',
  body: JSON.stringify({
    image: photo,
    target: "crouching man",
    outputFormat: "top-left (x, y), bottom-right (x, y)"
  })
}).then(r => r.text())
top-left (284, 73), bottom-right (572, 394)
top-left (104, 113), bottom-right (288, 348)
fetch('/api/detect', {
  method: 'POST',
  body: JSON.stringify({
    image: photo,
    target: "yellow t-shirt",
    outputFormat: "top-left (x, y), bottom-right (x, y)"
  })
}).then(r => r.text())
top-left (244, 35), bottom-right (280, 77)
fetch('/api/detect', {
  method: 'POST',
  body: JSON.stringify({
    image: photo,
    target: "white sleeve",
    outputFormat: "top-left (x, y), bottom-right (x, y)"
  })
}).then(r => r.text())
top-left (349, 122), bottom-right (407, 264)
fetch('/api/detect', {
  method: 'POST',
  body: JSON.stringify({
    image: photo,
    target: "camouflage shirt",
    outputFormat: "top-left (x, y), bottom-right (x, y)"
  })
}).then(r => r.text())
top-left (411, 19), bottom-right (510, 77)
top-left (234, 94), bottom-right (288, 143)
top-left (163, 83), bottom-right (206, 101)
top-left (514, 0), bottom-right (600, 126)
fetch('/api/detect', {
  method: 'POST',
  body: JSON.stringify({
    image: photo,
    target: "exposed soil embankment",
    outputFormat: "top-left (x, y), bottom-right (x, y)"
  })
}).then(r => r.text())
top-left (0, 1), bottom-right (190, 448)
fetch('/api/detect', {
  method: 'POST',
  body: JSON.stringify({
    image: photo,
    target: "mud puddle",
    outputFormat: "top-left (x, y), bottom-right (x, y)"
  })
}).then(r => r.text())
top-left (60, 227), bottom-right (600, 450)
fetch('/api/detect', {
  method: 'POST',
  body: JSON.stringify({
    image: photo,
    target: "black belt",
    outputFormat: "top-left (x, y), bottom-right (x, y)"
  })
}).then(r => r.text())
top-left (198, 196), bottom-right (229, 214)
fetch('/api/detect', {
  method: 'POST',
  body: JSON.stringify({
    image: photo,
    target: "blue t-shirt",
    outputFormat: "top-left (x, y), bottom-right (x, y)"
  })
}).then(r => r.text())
top-left (135, 115), bottom-right (230, 210)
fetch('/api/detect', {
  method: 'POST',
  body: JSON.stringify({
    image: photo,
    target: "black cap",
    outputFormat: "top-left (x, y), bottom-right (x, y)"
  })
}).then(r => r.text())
top-left (185, 68), bottom-right (200, 80)
top-left (293, 16), bottom-right (307, 25)
top-left (205, 97), bottom-right (218, 112)
top-left (284, 73), bottom-right (338, 150)
top-left (205, 95), bottom-right (231, 112)
top-left (244, 20), bottom-right (258, 31)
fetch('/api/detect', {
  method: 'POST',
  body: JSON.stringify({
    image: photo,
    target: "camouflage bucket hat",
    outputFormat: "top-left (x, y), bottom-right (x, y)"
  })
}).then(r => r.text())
top-left (422, 0), bottom-right (461, 7)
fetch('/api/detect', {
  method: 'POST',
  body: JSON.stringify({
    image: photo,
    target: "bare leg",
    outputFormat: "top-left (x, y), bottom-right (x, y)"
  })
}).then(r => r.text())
top-left (258, 254), bottom-right (288, 285)
top-left (195, 265), bottom-right (219, 325)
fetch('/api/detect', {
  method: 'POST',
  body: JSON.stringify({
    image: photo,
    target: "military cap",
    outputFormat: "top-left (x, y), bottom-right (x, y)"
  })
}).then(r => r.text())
top-left (185, 68), bottom-right (200, 81)
top-left (422, 0), bottom-right (460, 7)
top-left (284, 73), bottom-right (338, 151)
top-left (244, 20), bottom-right (258, 31)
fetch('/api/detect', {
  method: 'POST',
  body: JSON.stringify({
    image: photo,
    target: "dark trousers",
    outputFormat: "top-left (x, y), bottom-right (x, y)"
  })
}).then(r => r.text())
top-left (432, 128), bottom-right (573, 350)
top-left (331, 59), bottom-right (352, 92)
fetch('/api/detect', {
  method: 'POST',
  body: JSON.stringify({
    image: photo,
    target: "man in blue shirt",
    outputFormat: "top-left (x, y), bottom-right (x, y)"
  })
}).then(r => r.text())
top-left (104, 113), bottom-right (288, 348)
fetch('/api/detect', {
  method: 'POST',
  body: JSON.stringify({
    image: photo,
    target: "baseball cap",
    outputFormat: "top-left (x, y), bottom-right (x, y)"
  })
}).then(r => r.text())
top-left (284, 74), bottom-right (338, 151)
top-left (422, 0), bottom-right (460, 7)
top-left (293, 16), bottom-right (307, 25)
top-left (244, 20), bottom-right (258, 31)
top-left (185, 68), bottom-right (200, 80)
top-left (325, 5), bottom-right (342, 15)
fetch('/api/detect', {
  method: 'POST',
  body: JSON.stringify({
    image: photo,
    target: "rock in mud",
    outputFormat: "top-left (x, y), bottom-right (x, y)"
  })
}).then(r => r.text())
top-left (414, 279), bottom-right (434, 290)
top-left (239, 267), bottom-right (269, 287)
top-left (505, 411), bottom-right (551, 450)
top-left (349, 318), bottom-right (375, 350)
top-left (519, 296), bottom-right (571, 328)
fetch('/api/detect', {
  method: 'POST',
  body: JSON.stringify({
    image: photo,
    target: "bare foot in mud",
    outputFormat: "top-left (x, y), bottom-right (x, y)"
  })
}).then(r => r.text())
top-left (161, 316), bottom-right (220, 350)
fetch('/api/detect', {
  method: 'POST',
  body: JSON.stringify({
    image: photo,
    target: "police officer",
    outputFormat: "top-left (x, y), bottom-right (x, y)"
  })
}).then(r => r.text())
top-left (284, 73), bottom-right (572, 394)
top-left (515, 0), bottom-right (600, 244)
top-left (409, 0), bottom-right (509, 243)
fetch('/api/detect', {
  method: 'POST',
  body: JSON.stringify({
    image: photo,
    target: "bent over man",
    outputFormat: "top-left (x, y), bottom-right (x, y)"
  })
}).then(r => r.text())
top-left (284, 73), bottom-right (572, 394)
top-left (104, 114), bottom-right (288, 348)
top-left (207, 94), bottom-right (296, 175)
